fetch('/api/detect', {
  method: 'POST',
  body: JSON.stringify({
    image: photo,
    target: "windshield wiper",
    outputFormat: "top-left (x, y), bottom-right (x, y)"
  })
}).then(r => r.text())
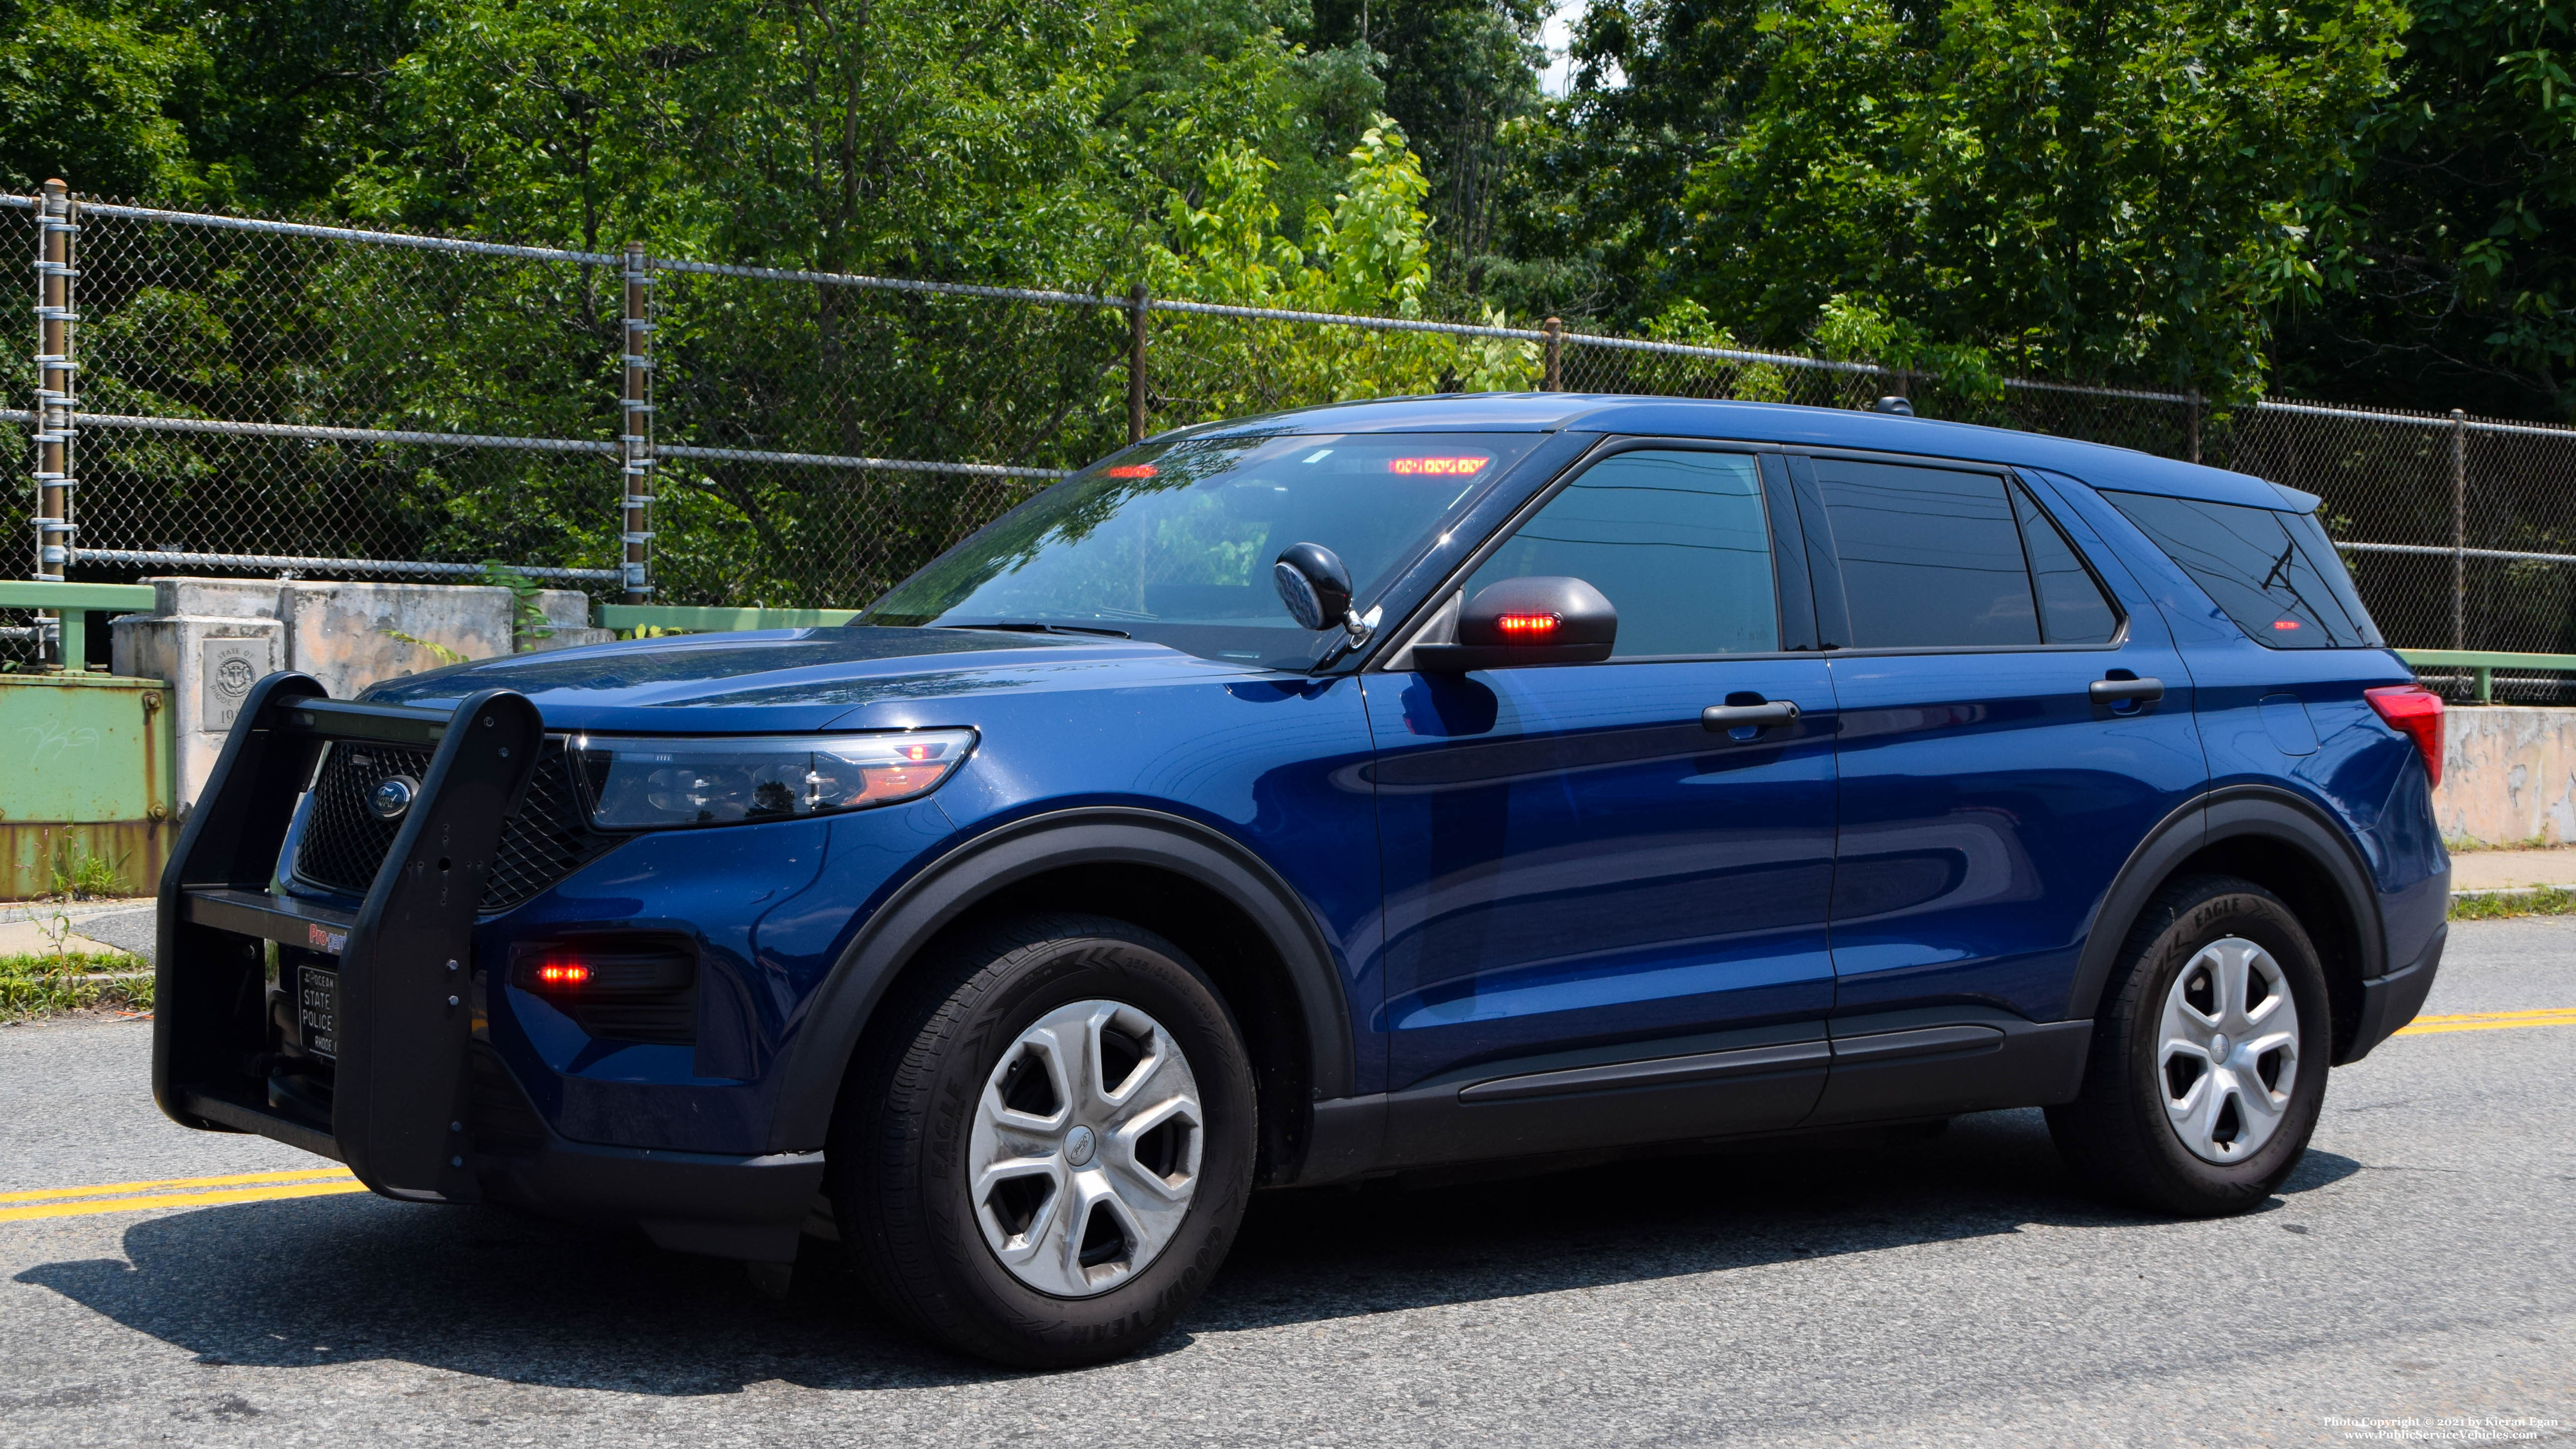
top-left (940, 621), bottom-right (1132, 639)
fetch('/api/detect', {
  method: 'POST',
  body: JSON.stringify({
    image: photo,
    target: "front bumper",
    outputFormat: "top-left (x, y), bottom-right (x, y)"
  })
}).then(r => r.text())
top-left (152, 673), bottom-right (820, 1257)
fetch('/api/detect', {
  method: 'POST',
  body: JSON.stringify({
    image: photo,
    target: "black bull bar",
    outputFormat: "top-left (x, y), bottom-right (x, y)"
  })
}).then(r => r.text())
top-left (152, 672), bottom-right (543, 1201)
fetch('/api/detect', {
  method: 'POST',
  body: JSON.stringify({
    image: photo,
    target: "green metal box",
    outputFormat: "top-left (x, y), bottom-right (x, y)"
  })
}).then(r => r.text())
top-left (0, 672), bottom-right (177, 900)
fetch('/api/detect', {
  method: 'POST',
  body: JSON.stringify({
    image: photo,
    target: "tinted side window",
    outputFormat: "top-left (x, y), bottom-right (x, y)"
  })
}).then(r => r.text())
top-left (2011, 486), bottom-right (2120, 644)
top-left (1813, 460), bottom-right (2036, 647)
top-left (2104, 492), bottom-right (2380, 648)
top-left (1466, 450), bottom-right (1778, 657)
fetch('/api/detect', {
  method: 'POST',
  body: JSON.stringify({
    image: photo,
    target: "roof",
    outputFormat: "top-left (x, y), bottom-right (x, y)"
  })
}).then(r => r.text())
top-left (1180, 393), bottom-right (2315, 511)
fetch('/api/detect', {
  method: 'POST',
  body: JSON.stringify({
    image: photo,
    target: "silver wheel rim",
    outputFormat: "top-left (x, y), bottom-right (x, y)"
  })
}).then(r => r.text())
top-left (965, 999), bottom-right (1204, 1297)
top-left (2158, 936), bottom-right (2302, 1165)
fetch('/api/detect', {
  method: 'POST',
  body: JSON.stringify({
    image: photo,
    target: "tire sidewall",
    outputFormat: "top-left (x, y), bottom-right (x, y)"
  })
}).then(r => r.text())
top-left (913, 927), bottom-right (1255, 1359)
top-left (2121, 887), bottom-right (2331, 1197)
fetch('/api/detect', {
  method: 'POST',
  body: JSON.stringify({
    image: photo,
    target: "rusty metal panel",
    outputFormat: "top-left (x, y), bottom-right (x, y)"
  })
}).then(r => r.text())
top-left (0, 820), bottom-right (176, 901)
top-left (0, 673), bottom-right (176, 899)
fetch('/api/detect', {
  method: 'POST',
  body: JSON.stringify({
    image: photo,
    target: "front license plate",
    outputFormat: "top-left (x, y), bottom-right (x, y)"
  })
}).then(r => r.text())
top-left (299, 967), bottom-right (341, 1059)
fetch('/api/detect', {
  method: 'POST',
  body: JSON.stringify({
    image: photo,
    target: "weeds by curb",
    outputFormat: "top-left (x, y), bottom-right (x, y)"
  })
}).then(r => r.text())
top-left (2450, 887), bottom-right (2576, 922)
top-left (1, 952), bottom-right (152, 1020)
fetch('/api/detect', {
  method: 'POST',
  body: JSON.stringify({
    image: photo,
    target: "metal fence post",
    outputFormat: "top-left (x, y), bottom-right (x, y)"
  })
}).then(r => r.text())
top-left (2187, 395), bottom-right (2202, 465)
top-left (1542, 317), bottom-right (1563, 392)
top-left (621, 242), bottom-right (655, 603)
top-left (33, 179), bottom-right (78, 667)
top-left (2451, 407), bottom-right (2467, 653)
top-left (1128, 283), bottom-right (1149, 445)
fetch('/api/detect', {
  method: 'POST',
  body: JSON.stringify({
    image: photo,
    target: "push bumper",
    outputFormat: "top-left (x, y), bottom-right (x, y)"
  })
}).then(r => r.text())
top-left (154, 673), bottom-right (545, 1201)
top-left (2339, 923), bottom-right (2445, 1064)
top-left (151, 673), bottom-right (824, 1255)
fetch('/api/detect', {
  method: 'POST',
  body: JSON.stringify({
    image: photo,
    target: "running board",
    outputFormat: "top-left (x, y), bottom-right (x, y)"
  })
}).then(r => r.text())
top-left (1294, 1011), bottom-right (2095, 1184)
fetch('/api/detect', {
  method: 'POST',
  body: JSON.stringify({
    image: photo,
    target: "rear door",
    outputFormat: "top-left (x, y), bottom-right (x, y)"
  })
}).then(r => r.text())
top-left (1365, 442), bottom-right (1839, 1161)
top-left (1791, 452), bottom-right (2207, 1123)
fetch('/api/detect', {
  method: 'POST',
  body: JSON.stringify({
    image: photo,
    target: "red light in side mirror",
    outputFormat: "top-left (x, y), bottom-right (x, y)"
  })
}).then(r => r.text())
top-left (2365, 684), bottom-right (2444, 787)
top-left (1495, 613), bottom-right (1559, 636)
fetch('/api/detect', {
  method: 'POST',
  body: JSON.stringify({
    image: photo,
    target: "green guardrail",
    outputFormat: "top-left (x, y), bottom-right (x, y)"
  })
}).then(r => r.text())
top-left (597, 605), bottom-right (860, 635)
top-left (0, 581), bottom-right (159, 669)
top-left (2397, 649), bottom-right (2576, 704)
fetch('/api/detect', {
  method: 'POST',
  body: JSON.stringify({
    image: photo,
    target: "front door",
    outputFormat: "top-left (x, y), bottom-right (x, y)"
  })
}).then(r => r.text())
top-left (1365, 444), bottom-right (1840, 1158)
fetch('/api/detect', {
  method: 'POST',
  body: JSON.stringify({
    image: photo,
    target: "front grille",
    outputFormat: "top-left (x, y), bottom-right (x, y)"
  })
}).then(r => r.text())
top-left (295, 738), bottom-right (617, 913)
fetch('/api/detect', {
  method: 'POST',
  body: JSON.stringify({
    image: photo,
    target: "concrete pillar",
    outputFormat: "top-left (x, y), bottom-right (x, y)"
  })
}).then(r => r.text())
top-left (528, 590), bottom-right (616, 652)
top-left (107, 576), bottom-right (599, 809)
top-left (112, 612), bottom-right (285, 809)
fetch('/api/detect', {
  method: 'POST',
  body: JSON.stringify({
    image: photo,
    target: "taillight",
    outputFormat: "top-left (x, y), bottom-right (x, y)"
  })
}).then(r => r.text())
top-left (2365, 684), bottom-right (2444, 787)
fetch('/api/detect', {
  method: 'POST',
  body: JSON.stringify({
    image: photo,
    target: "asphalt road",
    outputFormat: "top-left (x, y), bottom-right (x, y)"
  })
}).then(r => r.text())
top-left (4, 920), bottom-right (2572, 1448)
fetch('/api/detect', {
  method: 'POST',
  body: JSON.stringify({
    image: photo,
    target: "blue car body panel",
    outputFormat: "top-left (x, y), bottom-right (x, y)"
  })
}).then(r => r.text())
top-left (1366, 656), bottom-right (1840, 1098)
top-left (301, 395), bottom-right (2443, 1186)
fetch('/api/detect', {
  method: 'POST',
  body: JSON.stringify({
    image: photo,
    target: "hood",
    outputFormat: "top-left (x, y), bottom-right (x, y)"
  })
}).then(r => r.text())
top-left (361, 625), bottom-right (1267, 733)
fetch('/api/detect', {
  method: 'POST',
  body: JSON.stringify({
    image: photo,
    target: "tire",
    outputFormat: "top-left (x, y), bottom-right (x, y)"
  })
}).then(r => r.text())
top-left (830, 912), bottom-right (1257, 1367)
top-left (2047, 874), bottom-right (2332, 1217)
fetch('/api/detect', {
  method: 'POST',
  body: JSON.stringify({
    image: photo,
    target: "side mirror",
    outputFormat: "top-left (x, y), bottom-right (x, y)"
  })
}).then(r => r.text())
top-left (1273, 542), bottom-right (1378, 651)
top-left (1413, 576), bottom-right (1617, 671)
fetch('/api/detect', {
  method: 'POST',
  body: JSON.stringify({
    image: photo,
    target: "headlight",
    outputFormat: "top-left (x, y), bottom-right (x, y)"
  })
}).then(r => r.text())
top-left (573, 729), bottom-right (976, 830)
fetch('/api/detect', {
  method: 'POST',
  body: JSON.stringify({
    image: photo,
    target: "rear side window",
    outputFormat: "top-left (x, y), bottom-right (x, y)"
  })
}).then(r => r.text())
top-left (1467, 449), bottom-right (1778, 657)
top-left (1810, 459), bottom-right (2121, 648)
top-left (2103, 492), bottom-right (2381, 649)
top-left (1813, 460), bottom-right (2035, 647)
top-left (2012, 487), bottom-right (2121, 645)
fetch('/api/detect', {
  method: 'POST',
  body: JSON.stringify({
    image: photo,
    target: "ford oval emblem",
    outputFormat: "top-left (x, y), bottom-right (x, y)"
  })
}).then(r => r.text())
top-left (368, 774), bottom-right (420, 822)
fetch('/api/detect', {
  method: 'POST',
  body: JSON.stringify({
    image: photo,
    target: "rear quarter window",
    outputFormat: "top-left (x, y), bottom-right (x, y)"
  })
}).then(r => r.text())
top-left (2102, 491), bottom-right (2381, 649)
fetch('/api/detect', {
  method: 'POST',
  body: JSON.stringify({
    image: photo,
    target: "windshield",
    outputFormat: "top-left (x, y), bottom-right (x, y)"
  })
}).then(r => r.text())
top-left (863, 431), bottom-right (1542, 668)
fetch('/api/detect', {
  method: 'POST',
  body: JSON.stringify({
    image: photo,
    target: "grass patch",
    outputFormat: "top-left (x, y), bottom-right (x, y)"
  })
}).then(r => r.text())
top-left (0, 952), bottom-right (152, 1020)
top-left (41, 836), bottom-right (132, 900)
top-left (2450, 887), bottom-right (2576, 922)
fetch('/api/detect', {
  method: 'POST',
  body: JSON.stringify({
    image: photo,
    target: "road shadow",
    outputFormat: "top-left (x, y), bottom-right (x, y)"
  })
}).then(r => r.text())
top-left (16, 1108), bottom-right (2365, 1393)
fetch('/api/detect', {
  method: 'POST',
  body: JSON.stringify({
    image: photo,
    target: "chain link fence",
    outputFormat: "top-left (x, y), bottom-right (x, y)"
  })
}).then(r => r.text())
top-left (16, 187), bottom-right (2576, 692)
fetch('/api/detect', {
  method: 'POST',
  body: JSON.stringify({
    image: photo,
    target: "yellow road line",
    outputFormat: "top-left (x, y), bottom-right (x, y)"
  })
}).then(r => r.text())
top-left (2395, 1006), bottom-right (2576, 1037)
top-left (0, 1167), bottom-right (354, 1206)
top-left (0, 1178), bottom-right (371, 1223)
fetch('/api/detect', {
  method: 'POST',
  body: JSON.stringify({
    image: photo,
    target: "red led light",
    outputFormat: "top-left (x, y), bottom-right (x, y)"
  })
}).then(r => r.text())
top-left (2273, 619), bottom-right (2302, 631)
top-left (537, 963), bottom-right (590, 986)
top-left (904, 744), bottom-right (929, 760)
top-left (1103, 464), bottom-right (1158, 478)
top-left (1387, 457), bottom-right (1490, 476)
top-left (1495, 613), bottom-right (1560, 636)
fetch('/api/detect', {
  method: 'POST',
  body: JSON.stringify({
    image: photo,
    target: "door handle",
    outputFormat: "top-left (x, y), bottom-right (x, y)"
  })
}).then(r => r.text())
top-left (2088, 676), bottom-right (2165, 704)
top-left (1702, 700), bottom-right (1800, 733)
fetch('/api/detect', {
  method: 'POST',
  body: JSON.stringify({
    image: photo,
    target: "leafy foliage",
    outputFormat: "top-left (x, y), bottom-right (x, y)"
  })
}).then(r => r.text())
top-left (1505, 0), bottom-right (2406, 401)
top-left (2282, 1), bottom-right (2576, 416)
top-left (1145, 118), bottom-right (1537, 419)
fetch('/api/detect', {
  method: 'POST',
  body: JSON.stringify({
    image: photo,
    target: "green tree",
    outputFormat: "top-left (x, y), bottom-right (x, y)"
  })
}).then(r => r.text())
top-left (1144, 117), bottom-right (1537, 420)
top-left (1305, 0), bottom-right (1547, 297)
top-left (1503, 0), bottom-right (2407, 399)
top-left (2281, 0), bottom-right (2576, 419)
top-left (1102, 0), bottom-right (1385, 232)
top-left (0, 0), bottom-right (208, 198)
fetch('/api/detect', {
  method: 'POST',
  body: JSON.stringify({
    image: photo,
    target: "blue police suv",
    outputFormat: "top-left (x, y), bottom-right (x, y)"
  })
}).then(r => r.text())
top-left (156, 394), bottom-right (2449, 1366)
